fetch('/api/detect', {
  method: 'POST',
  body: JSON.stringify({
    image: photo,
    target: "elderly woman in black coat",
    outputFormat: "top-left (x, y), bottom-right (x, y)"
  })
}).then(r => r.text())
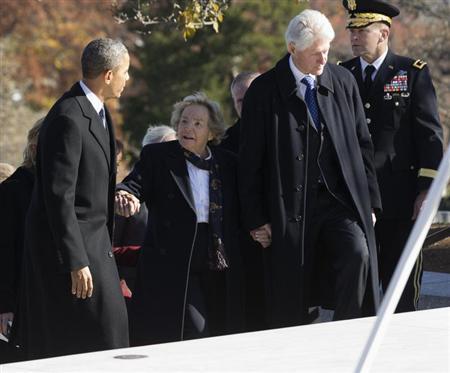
top-left (116, 92), bottom-right (244, 346)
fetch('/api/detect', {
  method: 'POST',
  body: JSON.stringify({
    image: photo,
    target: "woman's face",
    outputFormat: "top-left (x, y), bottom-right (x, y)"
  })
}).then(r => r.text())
top-left (177, 104), bottom-right (212, 157)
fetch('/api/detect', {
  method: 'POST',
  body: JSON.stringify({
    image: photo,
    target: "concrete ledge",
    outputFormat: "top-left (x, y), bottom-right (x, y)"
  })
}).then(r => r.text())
top-left (2, 308), bottom-right (449, 372)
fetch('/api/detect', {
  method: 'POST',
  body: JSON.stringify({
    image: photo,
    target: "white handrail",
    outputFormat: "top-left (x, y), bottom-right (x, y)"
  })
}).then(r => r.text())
top-left (355, 146), bottom-right (450, 373)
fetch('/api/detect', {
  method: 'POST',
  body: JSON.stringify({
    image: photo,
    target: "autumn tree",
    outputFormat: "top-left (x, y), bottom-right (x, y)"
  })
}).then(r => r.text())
top-left (120, 0), bottom-right (307, 150)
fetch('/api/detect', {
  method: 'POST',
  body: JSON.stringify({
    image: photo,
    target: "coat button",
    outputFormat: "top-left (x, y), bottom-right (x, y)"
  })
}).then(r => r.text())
top-left (366, 118), bottom-right (371, 124)
top-left (295, 185), bottom-right (303, 192)
top-left (410, 165), bottom-right (415, 170)
top-left (108, 251), bottom-right (113, 258)
top-left (364, 102), bottom-right (371, 109)
top-left (395, 101), bottom-right (400, 107)
top-left (294, 215), bottom-right (302, 222)
top-left (296, 153), bottom-right (304, 161)
top-left (296, 125), bottom-right (306, 132)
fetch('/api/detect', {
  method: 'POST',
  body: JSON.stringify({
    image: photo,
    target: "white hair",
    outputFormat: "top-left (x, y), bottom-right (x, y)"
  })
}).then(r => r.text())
top-left (142, 125), bottom-right (176, 146)
top-left (285, 9), bottom-right (335, 51)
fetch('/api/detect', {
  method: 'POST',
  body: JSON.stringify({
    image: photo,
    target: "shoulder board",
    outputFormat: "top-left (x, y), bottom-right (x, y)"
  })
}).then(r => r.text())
top-left (337, 61), bottom-right (342, 65)
top-left (412, 59), bottom-right (427, 69)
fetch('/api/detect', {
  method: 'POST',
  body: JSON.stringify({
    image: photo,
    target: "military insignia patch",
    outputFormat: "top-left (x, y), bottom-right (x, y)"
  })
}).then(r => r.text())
top-left (348, 0), bottom-right (357, 11)
top-left (412, 59), bottom-right (427, 69)
top-left (384, 70), bottom-right (408, 93)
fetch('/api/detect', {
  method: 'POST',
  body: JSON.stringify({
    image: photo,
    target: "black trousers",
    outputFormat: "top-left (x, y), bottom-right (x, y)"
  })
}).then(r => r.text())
top-left (184, 224), bottom-right (227, 340)
top-left (308, 187), bottom-right (369, 320)
top-left (376, 219), bottom-right (422, 312)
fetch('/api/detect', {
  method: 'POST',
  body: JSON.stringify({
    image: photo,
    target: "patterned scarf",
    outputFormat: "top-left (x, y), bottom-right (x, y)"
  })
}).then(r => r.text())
top-left (183, 148), bottom-right (229, 271)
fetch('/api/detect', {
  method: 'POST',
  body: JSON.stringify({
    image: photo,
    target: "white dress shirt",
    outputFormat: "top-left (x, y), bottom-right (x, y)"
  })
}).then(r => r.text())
top-left (79, 80), bottom-right (106, 128)
top-left (186, 147), bottom-right (212, 223)
top-left (289, 55), bottom-right (317, 99)
top-left (360, 48), bottom-right (388, 81)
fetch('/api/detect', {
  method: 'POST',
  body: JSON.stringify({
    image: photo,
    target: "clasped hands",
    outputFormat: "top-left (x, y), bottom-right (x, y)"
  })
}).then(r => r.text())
top-left (115, 190), bottom-right (141, 217)
top-left (250, 223), bottom-right (272, 248)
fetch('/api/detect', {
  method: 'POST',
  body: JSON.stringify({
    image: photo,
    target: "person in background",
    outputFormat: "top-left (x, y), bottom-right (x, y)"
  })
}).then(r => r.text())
top-left (340, 0), bottom-right (444, 312)
top-left (0, 119), bottom-right (43, 363)
top-left (113, 125), bottom-right (176, 300)
top-left (116, 93), bottom-right (244, 346)
top-left (0, 163), bottom-right (15, 183)
top-left (14, 38), bottom-right (130, 359)
top-left (239, 9), bottom-right (382, 328)
top-left (220, 72), bottom-right (260, 154)
top-left (220, 72), bottom-right (267, 331)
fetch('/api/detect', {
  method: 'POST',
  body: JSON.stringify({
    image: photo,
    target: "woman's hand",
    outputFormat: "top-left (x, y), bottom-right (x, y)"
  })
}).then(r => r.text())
top-left (115, 190), bottom-right (140, 217)
top-left (0, 312), bottom-right (13, 336)
top-left (250, 223), bottom-right (272, 248)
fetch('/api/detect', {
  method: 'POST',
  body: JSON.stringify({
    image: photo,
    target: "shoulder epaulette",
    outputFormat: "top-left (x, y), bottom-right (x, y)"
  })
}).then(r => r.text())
top-left (412, 59), bottom-right (427, 69)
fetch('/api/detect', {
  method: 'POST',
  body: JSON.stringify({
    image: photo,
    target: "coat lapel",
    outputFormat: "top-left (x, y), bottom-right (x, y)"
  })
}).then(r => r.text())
top-left (349, 59), bottom-right (365, 95)
top-left (316, 65), bottom-right (336, 134)
top-left (72, 83), bottom-right (111, 170)
top-left (167, 144), bottom-right (196, 214)
top-left (275, 54), bottom-right (311, 130)
top-left (104, 106), bottom-right (116, 173)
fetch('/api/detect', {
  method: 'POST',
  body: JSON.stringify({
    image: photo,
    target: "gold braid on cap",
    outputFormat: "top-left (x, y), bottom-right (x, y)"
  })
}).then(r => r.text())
top-left (348, 12), bottom-right (392, 28)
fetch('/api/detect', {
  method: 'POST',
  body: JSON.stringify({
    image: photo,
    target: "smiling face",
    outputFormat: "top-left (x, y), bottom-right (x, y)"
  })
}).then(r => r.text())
top-left (288, 37), bottom-right (330, 76)
top-left (177, 104), bottom-right (212, 157)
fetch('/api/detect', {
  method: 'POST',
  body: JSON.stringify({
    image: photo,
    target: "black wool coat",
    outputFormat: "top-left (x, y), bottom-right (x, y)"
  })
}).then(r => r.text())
top-left (0, 167), bottom-right (34, 314)
top-left (119, 141), bottom-right (245, 346)
top-left (13, 83), bottom-right (128, 359)
top-left (239, 55), bottom-right (382, 328)
top-left (340, 51), bottom-right (444, 218)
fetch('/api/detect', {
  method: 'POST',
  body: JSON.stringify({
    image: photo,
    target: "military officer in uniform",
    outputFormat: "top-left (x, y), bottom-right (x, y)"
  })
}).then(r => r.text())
top-left (340, 0), bottom-right (444, 312)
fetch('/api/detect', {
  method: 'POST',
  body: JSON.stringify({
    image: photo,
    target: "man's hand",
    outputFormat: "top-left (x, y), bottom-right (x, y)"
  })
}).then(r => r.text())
top-left (115, 190), bottom-right (140, 217)
top-left (71, 266), bottom-right (93, 299)
top-left (250, 223), bottom-right (272, 248)
top-left (0, 312), bottom-right (13, 336)
top-left (412, 190), bottom-right (428, 220)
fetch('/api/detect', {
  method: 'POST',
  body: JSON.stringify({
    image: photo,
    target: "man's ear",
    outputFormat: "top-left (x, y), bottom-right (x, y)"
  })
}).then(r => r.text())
top-left (379, 27), bottom-right (390, 43)
top-left (104, 69), bottom-right (113, 84)
top-left (288, 42), bottom-right (296, 55)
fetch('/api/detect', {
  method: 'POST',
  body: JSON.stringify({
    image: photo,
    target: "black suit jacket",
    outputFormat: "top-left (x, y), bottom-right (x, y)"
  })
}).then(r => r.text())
top-left (341, 51), bottom-right (443, 218)
top-left (15, 82), bottom-right (128, 359)
top-left (119, 141), bottom-right (244, 345)
top-left (239, 54), bottom-right (381, 327)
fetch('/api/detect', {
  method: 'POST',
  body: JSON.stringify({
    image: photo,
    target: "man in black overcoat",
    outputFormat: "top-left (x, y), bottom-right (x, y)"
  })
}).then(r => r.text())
top-left (239, 9), bottom-right (382, 328)
top-left (340, 0), bottom-right (444, 312)
top-left (13, 38), bottom-right (130, 359)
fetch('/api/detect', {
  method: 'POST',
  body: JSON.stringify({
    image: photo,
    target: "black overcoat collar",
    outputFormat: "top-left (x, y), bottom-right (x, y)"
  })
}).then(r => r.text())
top-left (275, 54), bottom-right (336, 131)
top-left (165, 142), bottom-right (233, 217)
top-left (69, 82), bottom-right (112, 170)
top-left (166, 142), bottom-right (196, 214)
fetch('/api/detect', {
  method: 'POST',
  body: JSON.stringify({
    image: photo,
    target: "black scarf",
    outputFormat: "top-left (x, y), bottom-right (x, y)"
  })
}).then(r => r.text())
top-left (183, 147), bottom-right (229, 271)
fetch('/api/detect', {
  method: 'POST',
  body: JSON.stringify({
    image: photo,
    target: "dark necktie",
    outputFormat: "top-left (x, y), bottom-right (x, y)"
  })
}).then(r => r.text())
top-left (99, 108), bottom-right (106, 129)
top-left (301, 76), bottom-right (321, 131)
top-left (364, 65), bottom-right (376, 94)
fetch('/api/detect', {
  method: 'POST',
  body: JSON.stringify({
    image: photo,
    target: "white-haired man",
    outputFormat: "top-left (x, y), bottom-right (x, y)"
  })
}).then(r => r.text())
top-left (239, 9), bottom-right (382, 328)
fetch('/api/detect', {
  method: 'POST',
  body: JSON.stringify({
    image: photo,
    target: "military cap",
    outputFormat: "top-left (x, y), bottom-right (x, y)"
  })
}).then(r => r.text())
top-left (343, 0), bottom-right (400, 28)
